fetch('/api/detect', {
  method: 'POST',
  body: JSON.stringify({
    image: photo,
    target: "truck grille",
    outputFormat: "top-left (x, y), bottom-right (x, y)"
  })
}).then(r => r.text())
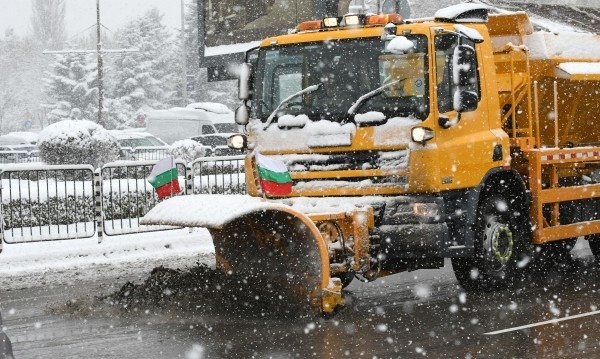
top-left (269, 149), bottom-right (410, 188)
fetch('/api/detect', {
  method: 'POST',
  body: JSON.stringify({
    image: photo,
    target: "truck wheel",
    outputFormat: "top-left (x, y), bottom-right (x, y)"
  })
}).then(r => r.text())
top-left (334, 269), bottom-right (355, 288)
top-left (585, 234), bottom-right (600, 259)
top-left (452, 194), bottom-right (530, 291)
top-left (535, 238), bottom-right (577, 268)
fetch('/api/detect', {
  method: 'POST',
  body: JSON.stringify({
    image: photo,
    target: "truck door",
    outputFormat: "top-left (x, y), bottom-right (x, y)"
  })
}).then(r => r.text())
top-left (432, 28), bottom-right (501, 190)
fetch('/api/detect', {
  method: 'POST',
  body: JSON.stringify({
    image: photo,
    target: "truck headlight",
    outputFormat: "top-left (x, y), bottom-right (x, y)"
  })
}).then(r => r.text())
top-left (413, 203), bottom-right (440, 219)
top-left (411, 127), bottom-right (434, 144)
top-left (227, 134), bottom-right (247, 150)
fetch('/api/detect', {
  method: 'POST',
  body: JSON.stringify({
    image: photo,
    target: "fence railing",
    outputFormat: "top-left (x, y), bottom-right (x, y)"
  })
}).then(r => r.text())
top-left (0, 155), bottom-right (246, 246)
top-left (118, 147), bottom-right (172, 161)
top-left (100, 160), bottom-right (187, 237)
top-left (0, 164), bottom-right (97, 244)
top-left (0, 148), bottom-right (172, 166)
top-left (187, 155), bottom-right (246, 195)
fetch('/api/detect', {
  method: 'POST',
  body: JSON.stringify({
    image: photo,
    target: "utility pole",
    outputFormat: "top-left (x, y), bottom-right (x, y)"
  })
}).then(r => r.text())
top-left (43, 0), bottom-right (138, 128)
top-left (181, 0), bottom-right (188, 105)
top-left (97, 0), bottom-right (104, 126)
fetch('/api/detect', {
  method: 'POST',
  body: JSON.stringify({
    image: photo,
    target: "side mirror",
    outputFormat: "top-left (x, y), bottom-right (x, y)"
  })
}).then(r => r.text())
top-left (452, 44), bottom-right (476, 87)
top-left (235, 104), bottom-right (249, 125)
top-left (454, 89), bottom-right (479, 113)
top-left (227, 134), bottom-right (247, 150)
top-left (452, 44), bottom-right (479, 113)
top-left (238, 63), bottom-right (252, 100)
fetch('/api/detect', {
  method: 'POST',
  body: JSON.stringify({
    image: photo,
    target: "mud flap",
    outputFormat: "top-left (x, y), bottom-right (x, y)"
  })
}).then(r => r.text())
top-left (210, 208), bottom-right (342, 314)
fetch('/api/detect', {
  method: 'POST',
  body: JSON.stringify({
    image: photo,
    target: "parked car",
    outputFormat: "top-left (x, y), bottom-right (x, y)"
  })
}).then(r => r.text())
top-left (0, 132), bottom-right (38, 146)
top-left (144, 103), bottom-right (240, 145)
top-left (109, 130), bottom-right (170, 161)
top-left (186, 102), bottom-right (243, 134)
top-left (109, 130), bottom-right (168, 148)
top-left (191, 133), bottom-right (244, 157)
top-left (0, 144), bottom-right (39, 164)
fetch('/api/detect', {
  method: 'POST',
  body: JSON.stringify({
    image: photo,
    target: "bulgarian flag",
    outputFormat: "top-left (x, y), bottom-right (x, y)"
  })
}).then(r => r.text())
top-left (255, 152), bottom-right (293, 195)
top-left (147, 157), bottom-right (181, 200)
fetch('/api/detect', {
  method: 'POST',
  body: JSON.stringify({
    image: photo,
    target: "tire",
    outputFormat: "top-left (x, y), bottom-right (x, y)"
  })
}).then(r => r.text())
top-left (334, 269), bottom-right (355, 288)
top-left (536, 238), bottom-right (577, 265)
top-left (452, 193), bottom-right (531, 291)
top-left (586, 234), bottom-right (600, 259)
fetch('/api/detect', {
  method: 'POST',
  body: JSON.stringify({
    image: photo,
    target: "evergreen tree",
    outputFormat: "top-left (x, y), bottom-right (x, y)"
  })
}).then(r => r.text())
top-left (43, 50), bottom-right (99, 124)
top-left (109, 8), bottom-right (180, 115)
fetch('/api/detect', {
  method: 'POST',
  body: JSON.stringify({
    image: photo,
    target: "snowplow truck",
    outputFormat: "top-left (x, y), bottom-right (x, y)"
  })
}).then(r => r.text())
top-left (142, 3), bottom-right (600, 314)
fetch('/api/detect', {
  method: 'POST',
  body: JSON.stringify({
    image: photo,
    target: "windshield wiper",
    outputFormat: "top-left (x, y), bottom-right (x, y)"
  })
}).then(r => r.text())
top-left (347, 79), bottom-right (404, 115)
top-left (263, 83), bottom-right (322, 130)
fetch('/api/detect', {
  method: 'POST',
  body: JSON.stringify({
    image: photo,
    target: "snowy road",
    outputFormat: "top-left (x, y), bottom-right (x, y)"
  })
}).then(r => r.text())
top-left (2, 232), bottom-right (600, 358)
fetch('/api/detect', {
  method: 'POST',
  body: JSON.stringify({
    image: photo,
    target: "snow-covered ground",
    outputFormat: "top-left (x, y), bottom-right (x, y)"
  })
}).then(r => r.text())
top-left (0, 228), bottom-right (216, 290)
top-left (1, 222), bottom-right (593, 293)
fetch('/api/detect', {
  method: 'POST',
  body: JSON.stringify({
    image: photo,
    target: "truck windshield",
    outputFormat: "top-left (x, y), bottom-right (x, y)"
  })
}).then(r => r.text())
top-left (252, 35), bottom-right (429, 123)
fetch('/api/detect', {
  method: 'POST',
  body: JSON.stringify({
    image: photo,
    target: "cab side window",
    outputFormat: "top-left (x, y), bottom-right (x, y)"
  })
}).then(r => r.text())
top-left (434, 33), bottom-right (479, 113)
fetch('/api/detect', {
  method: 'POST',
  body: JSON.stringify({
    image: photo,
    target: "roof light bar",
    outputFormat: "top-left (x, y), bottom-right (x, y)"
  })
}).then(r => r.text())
top-left (323, 17), bottom-right (340, 28)
top-left (366, 13), bottom-right (403, 26)
top-left (297, 20), bottom-right (323, 32)
top-left (296, 13), bottom-right (403, 32)
top-left (343, 14), bottom-right (365, 26)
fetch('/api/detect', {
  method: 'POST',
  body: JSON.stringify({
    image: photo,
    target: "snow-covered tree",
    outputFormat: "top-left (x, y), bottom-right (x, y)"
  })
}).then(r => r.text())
top-left (38, 119), bottom-right (118, 167)
top-left (30, 0), bottom-right (66, 50)
top-left (43, 50), bottom-right (99, 124)
top-left (170, 138), bottom-right (205, 162)
top-left (102, 98), bottom-right (135, 130)
top-left (109, 8), bottom-right (180, 116)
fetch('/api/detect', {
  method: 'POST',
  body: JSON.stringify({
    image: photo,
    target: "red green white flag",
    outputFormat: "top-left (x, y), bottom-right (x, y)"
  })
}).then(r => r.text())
top-left (147, 157), bottom-right (181, 200)
top-left (255, 152), bottom-right (293, 195)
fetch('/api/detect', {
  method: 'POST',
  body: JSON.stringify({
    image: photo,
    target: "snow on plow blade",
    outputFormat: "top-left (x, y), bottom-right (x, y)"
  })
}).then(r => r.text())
top-left (140, 195), bottom-right (343, 314)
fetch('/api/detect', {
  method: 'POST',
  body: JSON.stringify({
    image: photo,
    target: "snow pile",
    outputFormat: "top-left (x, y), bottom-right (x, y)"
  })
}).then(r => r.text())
top-left (386, 36), bottom-right (415, 54)
top-left (557, 62), bottom-right (600, 76)
top-left (524, 31), bottom-right (600, 60)
top-left (434, 3), bottom-right (489, 23)
top-left (170, 139), bottom-right (206, 162)
top-left (37, 119), bottom-right (118, 168)
top-left (278, 114), bottom-right (310, 128)
top-left (354, 111), bottom-right (386, 125)
top-left (255, 118), bottom-right (356, 151)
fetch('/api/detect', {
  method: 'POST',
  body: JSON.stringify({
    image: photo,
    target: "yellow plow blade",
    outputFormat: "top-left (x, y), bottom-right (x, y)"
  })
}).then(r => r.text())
top-left (140, 195), bottom-right (343, 315)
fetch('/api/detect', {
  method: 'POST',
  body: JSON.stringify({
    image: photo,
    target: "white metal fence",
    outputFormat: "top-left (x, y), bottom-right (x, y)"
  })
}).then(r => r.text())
top-left (0, 148), bottom-right (170, 166)
top-left (0, 155), bottom-right (246, 247)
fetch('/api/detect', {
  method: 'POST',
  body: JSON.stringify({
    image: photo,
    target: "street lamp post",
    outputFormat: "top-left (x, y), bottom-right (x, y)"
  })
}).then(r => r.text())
top-left (181, 0), bottom-right (188, 105)
top-left (97, 0), bottom-right (104, 126)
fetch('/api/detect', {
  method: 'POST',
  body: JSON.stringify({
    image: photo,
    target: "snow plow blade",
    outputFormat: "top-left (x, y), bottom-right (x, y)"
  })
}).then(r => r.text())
top-left (140, 195), bottom-right (343, 315)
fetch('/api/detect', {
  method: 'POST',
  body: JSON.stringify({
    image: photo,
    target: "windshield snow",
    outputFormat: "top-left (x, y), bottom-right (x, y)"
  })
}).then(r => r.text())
top-left (252, 36), bottom-right (429, 123)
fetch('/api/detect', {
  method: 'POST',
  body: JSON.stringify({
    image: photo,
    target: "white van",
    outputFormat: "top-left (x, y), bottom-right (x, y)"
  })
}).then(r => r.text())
top-left (146, 105), bottom-right (237, 144)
